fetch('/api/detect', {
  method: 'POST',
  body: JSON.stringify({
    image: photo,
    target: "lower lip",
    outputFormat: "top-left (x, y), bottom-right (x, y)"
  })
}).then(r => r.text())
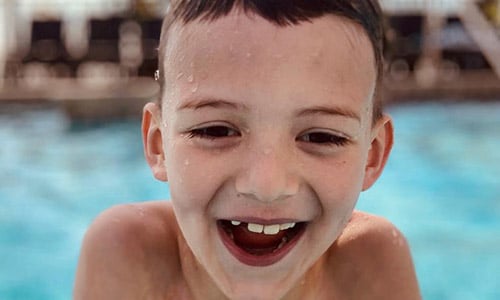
top-left (217, 223), bottom-right (305, 267)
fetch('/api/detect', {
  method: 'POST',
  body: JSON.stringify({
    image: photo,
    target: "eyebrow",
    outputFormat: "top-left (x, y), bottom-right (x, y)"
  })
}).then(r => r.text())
top-left (177, 98), bottom-right (361, 121)
top-left (296, 105), bottom-right (361, 122)
top-left (177, 98), bottom-right (248, 111)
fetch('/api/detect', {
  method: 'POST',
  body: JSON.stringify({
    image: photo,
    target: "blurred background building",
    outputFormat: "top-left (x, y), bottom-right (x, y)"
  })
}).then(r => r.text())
top-left (0, 0), bottom-right (499, 118)
top-left (0, 0), bottom-right (167, 119)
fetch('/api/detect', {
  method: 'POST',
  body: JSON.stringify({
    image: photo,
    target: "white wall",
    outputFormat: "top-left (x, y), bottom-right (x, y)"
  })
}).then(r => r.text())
top-left (380, 0), bottom-right (470, 14)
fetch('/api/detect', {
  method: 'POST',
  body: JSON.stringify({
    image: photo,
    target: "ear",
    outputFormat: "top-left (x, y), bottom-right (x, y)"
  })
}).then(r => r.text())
top-left (362, 114), bottom-right (394, 191)
top-left (142, 102), bottom-right (168, 182)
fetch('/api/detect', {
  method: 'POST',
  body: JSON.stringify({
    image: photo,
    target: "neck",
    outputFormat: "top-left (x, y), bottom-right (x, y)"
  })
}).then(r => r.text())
top-left (177, 233), bottom-right (228, 299)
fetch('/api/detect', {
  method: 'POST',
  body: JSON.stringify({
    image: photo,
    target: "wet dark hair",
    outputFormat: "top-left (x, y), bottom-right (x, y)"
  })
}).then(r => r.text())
top-left (157, 0), bottom-right (385, 121)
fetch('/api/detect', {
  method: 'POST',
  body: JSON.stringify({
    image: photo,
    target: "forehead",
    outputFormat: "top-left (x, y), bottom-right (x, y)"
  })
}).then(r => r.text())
top-left (162, 11), bottom-right (376, 115)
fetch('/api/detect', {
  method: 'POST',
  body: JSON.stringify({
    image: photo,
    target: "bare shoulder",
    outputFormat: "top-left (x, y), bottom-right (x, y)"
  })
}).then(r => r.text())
top-left (74, 201), bottom-right (183, 299)
top-left (327, 211), bottom-right (421, 300)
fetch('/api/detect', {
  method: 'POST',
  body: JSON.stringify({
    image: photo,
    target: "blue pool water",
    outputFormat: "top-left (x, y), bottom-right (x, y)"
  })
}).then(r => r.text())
top-left (0, 102), bottom-right (499, 299)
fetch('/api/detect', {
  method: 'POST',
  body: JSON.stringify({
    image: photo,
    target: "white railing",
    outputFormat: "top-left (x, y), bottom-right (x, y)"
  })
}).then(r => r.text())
top-left (459, 1), bottom-right (500, 78)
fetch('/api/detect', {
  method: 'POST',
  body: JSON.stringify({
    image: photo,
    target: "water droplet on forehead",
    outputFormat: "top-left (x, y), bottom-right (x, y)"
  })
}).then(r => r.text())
top-left (187, 74), bottom-right (194, 83)
top-left (191, 84), bottom-right (198, 93)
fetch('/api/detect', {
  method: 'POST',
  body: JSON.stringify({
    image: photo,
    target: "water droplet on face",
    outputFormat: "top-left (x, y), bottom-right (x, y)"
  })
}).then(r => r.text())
top-left (133, 205), bottom-right (145, 217)
top-left (246, 52), bottom-right (252, 58)
top-left (191, 84), bottom-right (198, 93)
top-left (391, 229), bottom-right (399, 238)
top-left (184, 159), bottom-right (190, 166)
top-left (187, 74), bottom-right (194, 83)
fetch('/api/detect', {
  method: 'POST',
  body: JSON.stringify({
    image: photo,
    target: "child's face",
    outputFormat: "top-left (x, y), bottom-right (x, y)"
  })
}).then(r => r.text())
top-left (152, 11), bottom-right (389, 298)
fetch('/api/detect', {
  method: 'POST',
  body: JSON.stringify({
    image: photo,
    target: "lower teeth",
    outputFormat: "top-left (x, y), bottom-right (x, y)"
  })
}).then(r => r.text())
top-left (274, 236), bottom-right (288, 252)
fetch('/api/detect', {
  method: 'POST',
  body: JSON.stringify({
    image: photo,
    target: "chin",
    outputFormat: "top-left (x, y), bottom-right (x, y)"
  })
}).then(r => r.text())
top-left (220, 280), bottom-right (292, 300)
top-left (213, 237), bottom-right (312, 300)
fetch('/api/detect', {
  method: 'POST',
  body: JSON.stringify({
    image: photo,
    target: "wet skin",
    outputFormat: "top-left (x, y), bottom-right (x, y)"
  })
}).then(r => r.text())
top-left (74, 11), bottom-right (421, 300)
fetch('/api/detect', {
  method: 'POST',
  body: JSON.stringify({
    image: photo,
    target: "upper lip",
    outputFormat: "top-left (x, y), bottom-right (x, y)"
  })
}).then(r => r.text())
top-left (219, 217), bottom-right (306, 225)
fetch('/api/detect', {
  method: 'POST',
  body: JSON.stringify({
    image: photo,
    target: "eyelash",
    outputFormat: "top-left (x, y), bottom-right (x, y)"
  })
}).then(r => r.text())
top-left (187, 125), bottom-right (350, 147)
top-left (187, 125), bottom-right (240, 139)
top-left (297, 131), bottom-right (350, 147)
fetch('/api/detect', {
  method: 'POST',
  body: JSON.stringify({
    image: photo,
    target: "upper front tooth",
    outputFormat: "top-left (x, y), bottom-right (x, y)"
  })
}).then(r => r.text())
top-left (279, 222), bottom-right (296, 230)
top-left (247, 223), bottom-right (264, 233)
top-left (231, 220), bottom-right (241, 226)
top-left (247, 222), bottom-right (297, 234)
top-left (263, 224), bottom-right (280, 235)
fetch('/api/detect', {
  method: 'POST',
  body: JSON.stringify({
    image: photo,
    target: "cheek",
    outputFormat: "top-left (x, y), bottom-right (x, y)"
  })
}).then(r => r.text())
top-left (314, 158), bottom-right (366, 236)
top-left (165, 144), bottom-right (227, 210)
top-left (310, 152), bottom-right (367, 208)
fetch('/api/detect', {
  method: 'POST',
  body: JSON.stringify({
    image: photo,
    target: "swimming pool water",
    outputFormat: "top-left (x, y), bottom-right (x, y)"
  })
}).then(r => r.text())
top-left (0, 102), bottom-right (499, 299)
top-left (358, 102), bottom-right (500, 300)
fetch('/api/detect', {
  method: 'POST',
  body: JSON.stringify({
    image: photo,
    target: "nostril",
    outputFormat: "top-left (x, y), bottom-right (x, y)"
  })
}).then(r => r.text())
top-left (234, 172), bottom-right (299, 203)
top-left (235, 149), bottom-right (299, 202)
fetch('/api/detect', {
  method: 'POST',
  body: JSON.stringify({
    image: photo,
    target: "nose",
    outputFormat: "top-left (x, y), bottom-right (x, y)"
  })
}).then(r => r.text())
top-left (235, 145), bottom-right (299, 203)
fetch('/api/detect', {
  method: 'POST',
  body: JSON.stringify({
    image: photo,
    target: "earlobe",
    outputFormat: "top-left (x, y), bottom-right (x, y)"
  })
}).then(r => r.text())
top-left (142, 102), bottom-right (168, 182)
top-left (362, 115), bottom-right (394, 191)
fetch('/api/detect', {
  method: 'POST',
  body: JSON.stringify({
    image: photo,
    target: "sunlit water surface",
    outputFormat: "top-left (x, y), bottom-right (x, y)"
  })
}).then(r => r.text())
top-left (0, 102), bottom-right (499, 299)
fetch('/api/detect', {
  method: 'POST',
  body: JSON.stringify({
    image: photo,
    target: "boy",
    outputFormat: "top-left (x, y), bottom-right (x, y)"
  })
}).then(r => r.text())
top-left (74, 0), bottom-right (421, 299)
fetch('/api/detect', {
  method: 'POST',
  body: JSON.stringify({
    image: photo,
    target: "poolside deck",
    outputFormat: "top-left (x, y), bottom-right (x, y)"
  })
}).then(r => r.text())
top-left (383, 70), bottom-right (500, 104)
top-left (0, 69), bottom-right (499, 120)
top-left (0, 77), bottom-right (159, 120)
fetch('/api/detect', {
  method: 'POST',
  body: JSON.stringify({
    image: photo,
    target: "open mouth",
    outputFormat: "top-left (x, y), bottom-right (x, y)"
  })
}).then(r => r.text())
top-left (217, 219), bottom-right (307, 267)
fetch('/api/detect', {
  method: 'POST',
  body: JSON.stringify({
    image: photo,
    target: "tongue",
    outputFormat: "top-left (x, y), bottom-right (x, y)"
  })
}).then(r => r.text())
top-left (232, 225), bottom-right (287, 250)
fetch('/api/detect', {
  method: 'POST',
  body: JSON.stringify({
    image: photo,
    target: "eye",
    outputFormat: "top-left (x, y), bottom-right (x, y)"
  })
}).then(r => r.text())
top-left (188, 125), bottom-right (240, 139)
top-left (297, 131), bottom-right (350, 146)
